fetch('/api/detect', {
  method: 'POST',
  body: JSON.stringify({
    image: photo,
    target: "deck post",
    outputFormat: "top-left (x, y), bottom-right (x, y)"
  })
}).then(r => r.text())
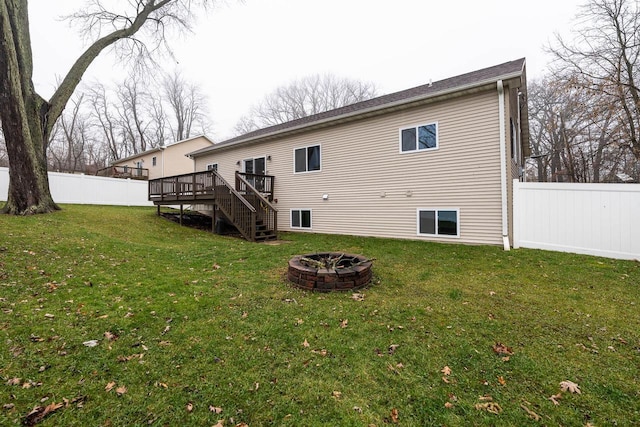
top-left (180, 205), bottom-right (183, 226)
top-left (212, 204), bottom-right (217, 233)
top-left (157, 205), bottom-right (160, 215)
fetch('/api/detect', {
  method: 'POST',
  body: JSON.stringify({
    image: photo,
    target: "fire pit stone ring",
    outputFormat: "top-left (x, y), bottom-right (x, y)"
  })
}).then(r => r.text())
top-left (287, 252), bottom-right (373, 292)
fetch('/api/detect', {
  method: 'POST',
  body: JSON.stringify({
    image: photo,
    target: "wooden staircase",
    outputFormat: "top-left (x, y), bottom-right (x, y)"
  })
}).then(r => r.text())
top-left (148, 170), bottom-right (277, 242)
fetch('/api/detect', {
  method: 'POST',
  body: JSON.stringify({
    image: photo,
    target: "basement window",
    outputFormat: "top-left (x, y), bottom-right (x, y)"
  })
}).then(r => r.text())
top-left (291, 209), bottom-right (312, 229)
top-left (400, 123), bottom-right (438, 153)
top-left (417, 209), bottom-right (459, 237)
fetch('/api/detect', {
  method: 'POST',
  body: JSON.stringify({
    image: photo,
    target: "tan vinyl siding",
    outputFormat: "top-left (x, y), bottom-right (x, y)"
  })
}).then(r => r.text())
top-left (114, 136), bottom-right (212, 179)
top-left (196, 91), bottom-right (504, 245)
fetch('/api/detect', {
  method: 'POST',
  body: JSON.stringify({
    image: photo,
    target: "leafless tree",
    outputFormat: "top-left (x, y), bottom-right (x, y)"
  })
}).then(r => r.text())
top-left (88, 83), bottom-right (125, 162)
top-left (0, 0), bottom-right (214, 215)
top-left (115, 76), bottom-right (153, 154)
top-left (234, 74), bottom-right (378, 134)
top-left (48, 93), bottom-right (92, 173)
top-left (549, 0), bottom-right (640, 161)
top-left (528, 76), bottom-right (628, 182)
top-left (163, 70), bottom-right (210, 141)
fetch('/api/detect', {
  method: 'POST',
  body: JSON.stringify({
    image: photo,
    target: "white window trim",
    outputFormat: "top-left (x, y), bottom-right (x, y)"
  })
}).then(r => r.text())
top-left (416, 208), bottom-right (460, 238)
top-left (206, 163), bottom-right (218, 171)
top-left (290, 208), bottom-right (313, 229)
top-left (152, 156), bottom-right (157, 167)
top-left (399, 122), bottom-right (439, 154)
top-left (293, 144), bottom-right (322, 174)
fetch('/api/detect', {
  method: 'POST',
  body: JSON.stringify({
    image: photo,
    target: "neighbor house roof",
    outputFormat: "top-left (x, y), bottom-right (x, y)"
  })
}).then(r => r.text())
top-left (114, 134), bottom-right (215, 164)
top-left (189, 58), bottom-right (527, 157)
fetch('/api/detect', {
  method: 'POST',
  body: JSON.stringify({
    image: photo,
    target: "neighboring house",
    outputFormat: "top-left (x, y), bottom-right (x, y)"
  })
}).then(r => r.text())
top-left (152, 59), bottom-right (529, 247)
top-left (107, 135), bottom-right (215, 180)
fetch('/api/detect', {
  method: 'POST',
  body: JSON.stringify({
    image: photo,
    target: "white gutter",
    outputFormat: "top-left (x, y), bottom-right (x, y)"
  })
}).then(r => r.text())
top-left (497, 80), bottom-right (510, 251)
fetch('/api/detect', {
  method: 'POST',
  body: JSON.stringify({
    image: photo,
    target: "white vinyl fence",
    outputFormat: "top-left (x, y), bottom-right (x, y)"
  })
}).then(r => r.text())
top-left (0, 167), bottom-right (153, 207)
top-left (513, 180), bottom-right (640, 260)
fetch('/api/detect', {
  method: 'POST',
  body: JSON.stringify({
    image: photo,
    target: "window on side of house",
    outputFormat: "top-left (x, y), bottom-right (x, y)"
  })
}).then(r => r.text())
top-left (291, 209), bottom-right (312, 229)
top-left (206, 163), bottom-right (218, 172)
top-left (417, 209), bottom-right (459, 237)
top-left (152, 156), bottom-right (157, 166)
top-left (400, 123), bottom-right (438, 153)
top-left (294, 145), bottom-right (321, 173)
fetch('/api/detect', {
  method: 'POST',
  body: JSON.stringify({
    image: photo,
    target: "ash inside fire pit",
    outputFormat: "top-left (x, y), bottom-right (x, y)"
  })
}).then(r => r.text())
top-left (287, 252), bottom-right (373, 292)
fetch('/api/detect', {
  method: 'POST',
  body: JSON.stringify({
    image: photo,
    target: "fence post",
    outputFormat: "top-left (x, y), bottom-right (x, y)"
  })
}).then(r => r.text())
top-left (512, 179), bottom-right (520, 249)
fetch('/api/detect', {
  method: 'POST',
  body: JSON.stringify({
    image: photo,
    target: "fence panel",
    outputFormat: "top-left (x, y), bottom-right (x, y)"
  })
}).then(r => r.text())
top-left (513, 180), bottom-right (640, 260)
top-left (0, 167), bottom-right (152, 206)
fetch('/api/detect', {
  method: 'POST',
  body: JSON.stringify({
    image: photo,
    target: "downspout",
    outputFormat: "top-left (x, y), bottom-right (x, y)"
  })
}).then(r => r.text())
top-left (497, 80), bottom-right (510, 251)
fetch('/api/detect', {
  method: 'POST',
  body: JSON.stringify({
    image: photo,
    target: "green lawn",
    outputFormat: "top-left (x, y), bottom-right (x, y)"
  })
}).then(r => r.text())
top-left (0, 205), bottom-right (638, 426)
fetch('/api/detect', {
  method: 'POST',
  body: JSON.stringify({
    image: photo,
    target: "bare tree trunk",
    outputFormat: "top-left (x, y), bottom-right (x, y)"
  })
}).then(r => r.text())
top-left (0, 0), bottom-right (58, 214)
top-left (1, 0), bottom-right (190, 214)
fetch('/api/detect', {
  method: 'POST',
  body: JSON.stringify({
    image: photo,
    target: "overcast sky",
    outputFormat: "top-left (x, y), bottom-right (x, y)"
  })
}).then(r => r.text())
top-left (28, 0), bottom-right (584, 140)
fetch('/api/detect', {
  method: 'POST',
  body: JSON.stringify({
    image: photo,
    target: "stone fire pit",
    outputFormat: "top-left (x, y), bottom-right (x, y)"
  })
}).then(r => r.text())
top-left (287, 252), bottom-right (373, 292)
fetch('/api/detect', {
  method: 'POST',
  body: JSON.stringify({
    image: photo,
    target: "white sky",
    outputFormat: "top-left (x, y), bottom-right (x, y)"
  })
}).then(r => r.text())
top-left (28, 0), bottom-right (584, 140)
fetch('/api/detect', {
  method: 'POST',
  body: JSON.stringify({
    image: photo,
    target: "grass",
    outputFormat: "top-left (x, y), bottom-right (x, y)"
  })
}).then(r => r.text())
top-left (0, 204), bottom-right (639, 426)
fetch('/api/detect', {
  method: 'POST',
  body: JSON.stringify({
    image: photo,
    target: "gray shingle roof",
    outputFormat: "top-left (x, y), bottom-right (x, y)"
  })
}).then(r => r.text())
top-left (190, 58), bottom-right (525, 157)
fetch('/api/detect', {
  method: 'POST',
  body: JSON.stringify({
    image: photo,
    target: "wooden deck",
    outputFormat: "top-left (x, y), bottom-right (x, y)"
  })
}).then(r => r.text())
top-left (148, 171), bottom-right (277, 242)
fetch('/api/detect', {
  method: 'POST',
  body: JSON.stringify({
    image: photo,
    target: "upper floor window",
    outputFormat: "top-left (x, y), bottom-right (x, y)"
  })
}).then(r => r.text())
top-left (294, 145), bottom-right (321, 173)
top-left (152, 156), bottom-right (157, 166)
top-left (400, 123), bottom-right (438, 153)
top-left (206, 163), bottom-right (218, 172)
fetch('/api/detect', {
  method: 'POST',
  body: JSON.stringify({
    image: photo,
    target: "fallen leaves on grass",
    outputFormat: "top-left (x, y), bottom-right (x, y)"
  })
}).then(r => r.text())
top-left (302, 339), bottom-right (310, 348)
top-left (388, 344), bottom-right (399, 355)
top-left (22, 402), bottom-right (63, 426)
top-left (548, 393), bottom-right (562, 405)
top-left (390, 408), bottom-right (399, 423)
top-left (351, 293), bottom-right (365, 301)
top-left (497, 376), bottom-right (506, 386)
top-left (186, 403), bottom-right (194, 412)
top-left (82, 340), bottom-right (99, 347)
top-left (441, 366), bottom-right (452, 376)
top-left (492, 342), bottom-right (514, 356)
top-left (105, 381), bottom-right (116, 392)
top-left (209, 406), bottom-right (223, 414)
top-left (475, 402), bottom-right (503, 414)
top-left (520, 404), bottom-right (541, 421)
top-left (560, 380), bottom-right (581, 394)
top-left (117, 353), bottom-right (144, 362)
top-left (339, 319), bottom-right (348, 329)
top-left (332, 391), bottom-right (342, 399)
top-left (104, 331), bottom-right (118, 341)
top-left (116, 385), bottom-right (127, 396)
top-left (7, 377), bottom-right (21, 386)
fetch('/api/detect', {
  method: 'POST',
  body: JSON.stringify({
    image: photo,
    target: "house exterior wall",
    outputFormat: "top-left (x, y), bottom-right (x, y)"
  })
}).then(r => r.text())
top-left (114, 136), bottom-right (213, 179)
top-left (195, 91), bottom-right (508, 246)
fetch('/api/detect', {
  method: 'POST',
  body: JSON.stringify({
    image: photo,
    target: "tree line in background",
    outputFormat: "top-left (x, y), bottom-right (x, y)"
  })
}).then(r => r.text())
top-left (0, 71), bottom-right (210, 174)
top-left (2, 0), bottom-right (639, 215)
top-left (528, 0), bottom-right (640, 183)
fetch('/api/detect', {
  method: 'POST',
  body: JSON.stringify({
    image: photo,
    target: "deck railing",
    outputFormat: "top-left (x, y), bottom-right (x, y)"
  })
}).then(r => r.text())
top-left (235, 171), bottom-right (278, 236)
top-left (236, 172), bottom-right (275, 201)
top-left (148, 171), bottom-right (215, 201)
top-left (96, 166), bottom-right (149, 180)
top-left (213, 172), bottom-right (257, 241)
